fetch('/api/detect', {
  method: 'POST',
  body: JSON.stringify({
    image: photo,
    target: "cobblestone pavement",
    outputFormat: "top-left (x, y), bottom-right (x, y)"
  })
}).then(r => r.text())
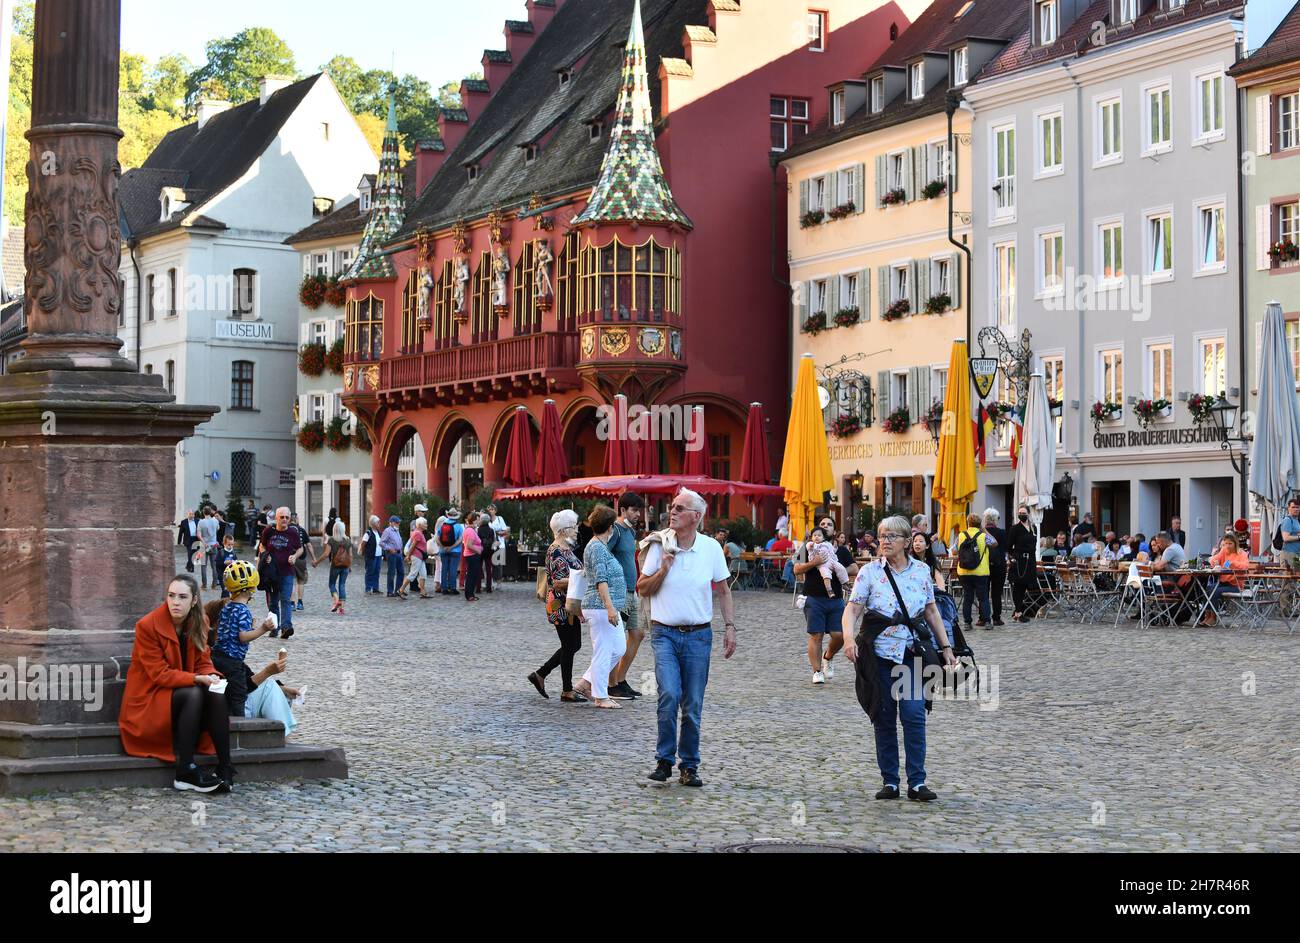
top-left (2, 555), bottom-right (1299, 852)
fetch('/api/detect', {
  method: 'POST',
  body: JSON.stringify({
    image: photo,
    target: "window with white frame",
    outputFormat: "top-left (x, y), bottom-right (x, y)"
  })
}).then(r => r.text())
top-left (928, 140), bottom-right (949, 184)
top-left (891, 371), bottom-right (909, 416)
top-left (931, 257), bottom-right (951, 298)
top-left (770, 96), bottom-right (810, 152)
top-left (1099, 348), bottom-right (1124, 409)
top-left (1118, 0), bottom-right (1138, 24)
top-left (952, 47), bottom-right (968, 87)
top-left (1280, 92), bottom-right (1299, 151)
top-left (840, 272), bottom-right (859, 311)
top-left (837, 166), bottom-right (854, 206)
top-left (993, 124), bottom-right (1016, 216)
top-left (994, 241), bottom-right (1016, 328)
top-left (1039, 230), bottom-right (1064, 294)
top-left (1279, 201), bottom-right (1300, 249)
top-left (311, 320), bottom-right (328, 347)
top-left (909, 62), bottom-right (925, 100)
top-left (931, 367), bottom-right (948, 410)
top-left (887, 151), bottom-right (906, 192)
top-left (1146, 342), bottom-right (1174, 402)
top-left (812, 278), bottom-right (829, 314)
top-left (870, 76), bottom-right (884, 113)
top-left (1195, 71), bottom-right (1225, 141)
top-left (811, 175), bottom-right (827, 211)
top-left (807, 10), bottom-right (826, 51)
top-left (1197, 202), bottom-right (1226, 272)
top-left (338, 248), bottom-right (356, 272)
top-left (1146, 212), bottom-right (1173, 277)
top-left (1199, 336), bottom-right (1227, 397)
top-left (1286, 321), bottom-right (1300, 386)
top-left (1145, 83), bottom-right (1171, 151)
top-left (398, 470), bottom-right (415, 494)
top-left (313, 252), bottom-right (331, 277)
top-left (1098, 96), bottom-right (1122, 162)
top-left (1099, 220), bottom-right (1124, 282)
top-left (891, 264), bottom-right (909, 303)
top-left (1042, 354), bottom-right (1065, 444)
top-left (1037, 0), bottom-right (1058, 44)
top-left (1038, 111), bottom-right (1063, 175)
top-left (309, 393), bottom-right (326, 423)
top-left (831, 88), bottom-right (845, 126)
top-left (360, 191), bottom-right (372, 212)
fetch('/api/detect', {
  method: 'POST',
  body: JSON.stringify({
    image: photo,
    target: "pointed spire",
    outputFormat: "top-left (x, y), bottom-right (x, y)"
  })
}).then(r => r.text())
top-left (346, 82), bottom-right (406, 281)
top-left (572, 0), bottom-right (692, 229)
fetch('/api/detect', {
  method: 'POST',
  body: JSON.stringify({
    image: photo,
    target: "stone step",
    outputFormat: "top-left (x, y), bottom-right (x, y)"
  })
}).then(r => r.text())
top-left (0, 744), bottom-right (348, 796)
top-left (0, 718), bottom-right (285, 759)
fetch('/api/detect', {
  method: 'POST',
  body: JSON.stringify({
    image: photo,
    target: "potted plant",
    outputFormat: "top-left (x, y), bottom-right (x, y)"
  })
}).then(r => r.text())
top-left (985, 401), bottom-right (1015, 423)
top-left (325, 416), bottom-right (351, 451)
top-left (326, 338), bottom-right (346, 374)
top-left (833, 306), bottom-right (860, 327)
top-left (297, 420), bottom-right (325, 452)
top-left (830, 414), bottom-right (863, 438)
top-left (800, 209), bottom-right (826, 228)
top-left (299, 274), bottom-right (327, 309)
top-left (325, 275), bottom-right (348, 307)
top-left (922, 179), bottom-right (947, 200)
top-left (883, 406), bottom-right (911, 433)
top-left (1187, 392), bottom-right (1223, 425)
top-left (801, 311), bottom-right (828, 335)
top-left (1090, 400), bottom-right (1122, 430)
top-left (880, 187), bottom-right (907, 206)
top-left (1133, 397), bottom-right (1173, 429)
top-left (882, 298), bottom-right (910, 321)
top-left (827, 201), bottom-right (856, 220)
top-left (298, 342), bottom-right (326, 377)
top-left (1268, 239), bottom-right (1299, 263)
top-left (923, 292), bottom-right (952, 315)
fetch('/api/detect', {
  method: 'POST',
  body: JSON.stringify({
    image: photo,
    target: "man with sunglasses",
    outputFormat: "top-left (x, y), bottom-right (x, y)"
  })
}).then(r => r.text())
top-left (638, 488), bottom-right (736, 788)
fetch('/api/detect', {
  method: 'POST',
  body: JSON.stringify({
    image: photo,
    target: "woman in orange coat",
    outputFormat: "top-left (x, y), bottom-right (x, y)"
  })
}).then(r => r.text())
top-left (119, 574), bottom-right (233, 793)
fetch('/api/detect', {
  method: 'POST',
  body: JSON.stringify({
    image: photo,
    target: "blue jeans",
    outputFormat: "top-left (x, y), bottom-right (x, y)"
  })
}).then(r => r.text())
top-left (385, 552), bottom-right (403, 595)
top-left (440, 550), bottom-right (461, 593)
top-left (874, 657), bottom-right (927, 789)
top-left (276, 572), bottom-right (296, 630)
top-left (329, 566), bottom-right (349, 600)
top-left (652, 625), bottom-right (712, 770)
top-left (365, 555), bottom-right (382, 593)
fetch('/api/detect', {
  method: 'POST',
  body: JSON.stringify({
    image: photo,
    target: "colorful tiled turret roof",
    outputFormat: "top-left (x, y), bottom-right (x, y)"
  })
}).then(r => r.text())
top-left (344, 87), bottom-right (406, 281)
top-left (572, 0), bottom-right (692, 229)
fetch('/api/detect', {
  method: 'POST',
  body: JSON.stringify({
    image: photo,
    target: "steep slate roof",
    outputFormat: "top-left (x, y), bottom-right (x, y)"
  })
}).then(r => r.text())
top-left (1229, 0), bottom-right (1300, 76)
top-left (977, 0), bottom-right (1242, 82)
top-left (784, 0), bottom-right (1026, 160)
top-left (285, 162), bottom-right (418, 245)
top-left (396, 0), bottom-right (707, 241)
top-left (119, 73), bottom-right (325, 240)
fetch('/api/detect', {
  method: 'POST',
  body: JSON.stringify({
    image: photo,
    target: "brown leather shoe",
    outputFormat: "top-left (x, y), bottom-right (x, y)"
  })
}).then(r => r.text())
top-left (527, 672), bottom-right (549, 699)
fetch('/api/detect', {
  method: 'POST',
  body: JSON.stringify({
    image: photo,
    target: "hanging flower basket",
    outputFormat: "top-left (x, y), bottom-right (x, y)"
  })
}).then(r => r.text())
top-left (883, 406), bottom-right (911, 434)
top-left (1133, 397), bottom-right (1173, 429)
top-left (880, 187), bottom-right (907, 206)
top-left (1090, 400), bottom-right (1122, 430)
top-left (922, 179), bottom-right (947, 200)
top-left (923, 293), bottom-right (952, 315)
top-left (985, 401), bottom-right (1015, 423)
top-left (799, 209), bottom-right (826, 228)
top-left (830, 414), bottom-right (863, 438)
top-left (299, 274), bottom-right (327, 309)
top-left (298, 342), bottom-right (326, 377)
top-left (298, 420), bottom-right (325, 452)
top-left (882, 299), bottom-right (910, 321)
top-left (827, 202), bottom-right (856, 220)
top-left (801, 312), bottom-right (828, 335)
top-left (833, 306), bottom-right (860, 327)
top-left (326, 338), bottom-right (346, 374)
top-left (1268, 239), bottom-right (1299, 262)
top-left (325, 416), bottom-right (351, 452)
top-left (325, 276), bottom-right (348, 307)
top-left (1187, 393), bottom-right (1223, 425)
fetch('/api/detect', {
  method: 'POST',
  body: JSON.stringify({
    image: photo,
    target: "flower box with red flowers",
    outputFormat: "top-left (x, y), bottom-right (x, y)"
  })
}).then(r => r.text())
top-left (833, 306), bottom-right (860, 327)
top-left (923, 293), bottom-right (952, 315)
top-left (1133, 397), bottom-right (1172, 428)
top-left (828, 202), bottom-right (856, 220)
top-left (1090, 400), bottom-right (1122, 428)
top-left (1268, 240), bottom-right (1299, 263)
top-left (880, 188), bottom-right (907, 207)
top-left (882, 299), bottom-right (910, 321)
top-left (298, 342), bottom-right (326, 377)
top-left (325, 338), bottom-right (346, 374)
top-left (1187, 392), bottom-right (1223, 425)
top-left (801, 312), bottom-right (828, 335)
top-left (325, 416), bottom-right (351, 452)
top-left (799, 209), bottom-right (826, 229)
top-left (299, 274), bottom-right (327, 309)
top-left (297, 420), bottom-right (325, 452)
top-left (883, 406), bottom-right (911, 434)
top-left (830, 415), bottom-right (863, 438)
top-left (922, 179), bottom-right (947, 200)
top-left (325, 276), bottom-right (348, 307)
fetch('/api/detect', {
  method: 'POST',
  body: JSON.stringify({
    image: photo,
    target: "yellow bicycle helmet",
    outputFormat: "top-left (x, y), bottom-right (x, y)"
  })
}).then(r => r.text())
top-left (223, 559), bottom-right (260, 594)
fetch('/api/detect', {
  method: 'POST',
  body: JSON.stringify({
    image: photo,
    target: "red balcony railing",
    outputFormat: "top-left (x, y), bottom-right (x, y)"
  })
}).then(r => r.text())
top-left (380, 332), bottom-right (580, 392)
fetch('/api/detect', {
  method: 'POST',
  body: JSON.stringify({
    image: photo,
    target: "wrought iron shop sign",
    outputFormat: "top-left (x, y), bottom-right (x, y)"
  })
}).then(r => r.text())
top-left (1093, 426), bottom-right (1228, 449)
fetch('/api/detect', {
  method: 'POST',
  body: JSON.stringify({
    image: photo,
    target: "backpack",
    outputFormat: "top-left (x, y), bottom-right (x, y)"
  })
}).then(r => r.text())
top-left (1273, 525), bottom-right (1285, 552)
top-left (331, 541), bottom-right (352, 569)
top-left (438, 522), bottom-right (458, 548)
top-left (957, 531), bottom-right (984, 570)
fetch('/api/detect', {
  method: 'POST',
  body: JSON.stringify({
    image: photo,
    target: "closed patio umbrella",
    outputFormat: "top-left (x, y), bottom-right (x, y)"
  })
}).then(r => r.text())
top-left (682, 406), bottom-right (709, 476)
top-left (534, 398), bottom-right (569, 485)
top-left (933, 340), bottom-right (977, 548)
top-left (739, 402), bottom-right (772, 523)
top-left (502, 406), bottom-right (536, 488)
top-left (1013, 373), bottom-right (1055, 539)
top-left (780, 354), bottom-right (835, 542)
top-left (602, 393), bottom-right (634, 476)
top-left (1249, 301), bottom-right (1300, 550)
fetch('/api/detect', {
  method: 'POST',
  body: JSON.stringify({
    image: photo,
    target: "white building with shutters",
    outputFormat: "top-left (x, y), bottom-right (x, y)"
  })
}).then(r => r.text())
top-left (118, 73), bottom-right (377, 524)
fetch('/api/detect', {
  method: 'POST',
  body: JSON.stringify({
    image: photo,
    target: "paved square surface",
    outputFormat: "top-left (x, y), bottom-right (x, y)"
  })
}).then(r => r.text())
top-left (2, 560), bottom-right (1298, 852)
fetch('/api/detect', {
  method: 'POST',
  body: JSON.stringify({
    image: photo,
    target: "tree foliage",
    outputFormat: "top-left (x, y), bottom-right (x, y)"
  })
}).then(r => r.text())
top-left (184, 28), bottom-right (297, 110)
top-left (321, 56), bottom-right (441, 153)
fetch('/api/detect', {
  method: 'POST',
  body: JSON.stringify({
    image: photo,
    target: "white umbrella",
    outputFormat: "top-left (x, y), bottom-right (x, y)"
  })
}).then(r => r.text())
top-left (1248, 301), bottom-right (1300, 553)
top-left (1014, 373), bottom-right (1056, 549)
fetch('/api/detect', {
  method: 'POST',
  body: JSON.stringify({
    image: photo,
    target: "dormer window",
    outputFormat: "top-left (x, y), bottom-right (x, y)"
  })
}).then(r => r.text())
top-left (360, 191), bottom-right (372, 212)
top-left (870, 76), bottom-right (884, 113)
top-left (954, 0), bottom-right (975, 17)
top-left (524, 144), bottom-right (539, 164)
top-left (831, 88), bottom-right (846, 126)
top-left (1037, 0), bottom-right (1058, 45)
top-left (909, 62), bottom-right (925, 100)
top-left (952, 46), bottom-right (969, 87)
top-left (589, 121), bottom-right (603, 142)
top-left (558, 69), bottom-right (571, 88)
top-left (160, 194), bottom-right (171, 221)
top-left (1118, 0), bottom-right (1139, 24)
top-left (312, 197), bottom-right (334, 218)
top-left (467, 164), bottom-right (480, 182)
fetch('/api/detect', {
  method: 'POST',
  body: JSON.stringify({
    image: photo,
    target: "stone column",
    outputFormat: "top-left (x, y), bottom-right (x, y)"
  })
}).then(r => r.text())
top-left (0, 0), bottom-right (218, 724)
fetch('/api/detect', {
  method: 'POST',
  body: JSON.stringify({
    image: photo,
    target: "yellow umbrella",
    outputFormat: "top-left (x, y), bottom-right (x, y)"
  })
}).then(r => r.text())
top-left (780, 353), bottom-right (836, 542)
top-left (934, 340), bottom-right (978, 547)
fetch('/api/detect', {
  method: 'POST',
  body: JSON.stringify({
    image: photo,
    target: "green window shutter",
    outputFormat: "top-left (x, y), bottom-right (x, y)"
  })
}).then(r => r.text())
top-left (919, 365), bottom-right (931, 415)
top-left (860, 268), bottom-right (871, 320)
top-left (907, 366), bottom-right (919, 422)
top-left (878, 266), bottom-right (889, 311)
top-left (903, 148), bottom-right (915, 202)
top-left (916, 145), bottom-right (928, 191)
top-left (875, 154), bottom-right (887, 205)
top-left (951, 141), bottom-right (959, 194)
top-left (854, 162), bottom-right (866, 212)
top-left (799, 179), bottom-right (809, 216)
top-left (828, 276), bottom-right (839, 315)
top-left (796, 281), bottom-right (808, 324)
top-left (950, 253), bottom-right (962, 308)
top-left (877, 370), bottom-right (891, 425)
top-left (908, 260), bottom-right (919, 313)
top-left (917, 259), bottom-right (930, 311)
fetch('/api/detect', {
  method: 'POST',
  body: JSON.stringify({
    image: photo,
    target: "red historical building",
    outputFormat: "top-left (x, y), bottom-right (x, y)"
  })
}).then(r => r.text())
top-left (341, 0), bottom-right (909, 518)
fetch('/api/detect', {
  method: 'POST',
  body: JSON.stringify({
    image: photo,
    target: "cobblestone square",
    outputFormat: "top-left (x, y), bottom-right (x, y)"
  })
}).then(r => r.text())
top-left (2, 565), bottom-right (1298, 853)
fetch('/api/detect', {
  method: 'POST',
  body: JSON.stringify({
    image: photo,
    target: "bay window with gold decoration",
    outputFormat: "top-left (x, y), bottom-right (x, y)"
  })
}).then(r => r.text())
top-left (556, 231), bottom-right (581, 334)
top-left (345, 293), bottom-right (383, 362)
top-left (579, 235), bottom-right (680, 325)
top-left (400, 269), bottom-right (423, 354)
top-left (433, 259), bottom-right (457, 350)
top-left (512, 240), bottom-right (540, 336)
top-left (471, 250), bottom-right (496, 345)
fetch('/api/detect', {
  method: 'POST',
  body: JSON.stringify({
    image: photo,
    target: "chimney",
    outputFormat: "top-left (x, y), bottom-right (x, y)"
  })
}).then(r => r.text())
top-left (527, 0), bottom-right (557, 33)
top-left (460, 77), bottom-right (491, 125)
top-left (482, 49), bottom-right (513, 92)
top-left (196, 99), bottom-right (232, 130)
top-left (504, 19), bottom-right (536, 62)
top-left (415, 139), bottom-right (447, 195)
top-left (259, 74), bottom-right (294, 106)
top-left (438, 108), bottom-right (470, 155)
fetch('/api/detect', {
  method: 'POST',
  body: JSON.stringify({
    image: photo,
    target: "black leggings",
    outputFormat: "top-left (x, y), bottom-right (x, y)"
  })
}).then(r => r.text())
top-left (989, 563), bottom-right (1007, 620)
top-left (171, 686), bottom-right (232, 769)
top-left (537, 617), bottom-right (582, 692)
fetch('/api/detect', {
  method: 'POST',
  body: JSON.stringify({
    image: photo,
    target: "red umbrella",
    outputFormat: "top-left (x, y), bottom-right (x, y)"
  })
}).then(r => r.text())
top-left (503, 407), bottom-right (536, 487)
top-left (534, 398), bottom-right (569, 485)
top-left (632, 434), bottom-right (658, 475)
top-left (493, 475), bottom-right (786, 502)
top-left (681, 406), bottom-right (709, 476)
top-left (602, 394), bottom-right (634, 476)
top-left (739, 402), bottom-right (771, 485)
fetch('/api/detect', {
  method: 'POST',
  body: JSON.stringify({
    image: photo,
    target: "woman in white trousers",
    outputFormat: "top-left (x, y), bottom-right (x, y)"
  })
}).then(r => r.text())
top-left (579, 505), bottom-right (628, 709)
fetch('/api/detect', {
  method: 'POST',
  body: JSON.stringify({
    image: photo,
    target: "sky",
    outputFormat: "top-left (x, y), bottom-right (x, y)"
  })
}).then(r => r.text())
top-left (118, 0), bottom-right (528, 91)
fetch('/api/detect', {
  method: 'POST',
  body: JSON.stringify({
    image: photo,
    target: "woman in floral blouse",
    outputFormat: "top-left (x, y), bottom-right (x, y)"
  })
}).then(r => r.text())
top-left (526, 509), bottom-right (588, 703)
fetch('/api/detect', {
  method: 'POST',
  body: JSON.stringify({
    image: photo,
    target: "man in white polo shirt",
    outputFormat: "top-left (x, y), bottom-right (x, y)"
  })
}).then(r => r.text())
top-left (638, 488), bottom-right (736, 788)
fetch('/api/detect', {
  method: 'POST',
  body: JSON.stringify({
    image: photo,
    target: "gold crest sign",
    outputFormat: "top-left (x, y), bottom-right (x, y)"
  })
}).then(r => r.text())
top-left (970, 358), bottom-right (1000, 400)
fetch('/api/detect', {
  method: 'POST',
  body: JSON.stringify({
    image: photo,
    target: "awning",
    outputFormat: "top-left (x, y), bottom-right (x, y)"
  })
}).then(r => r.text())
top-left (493, 474), bottom-right (786, 502)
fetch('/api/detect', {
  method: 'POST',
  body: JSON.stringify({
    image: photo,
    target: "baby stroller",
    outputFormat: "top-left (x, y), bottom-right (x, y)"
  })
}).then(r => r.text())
top-left (935, 589), bottom-right (979, 695)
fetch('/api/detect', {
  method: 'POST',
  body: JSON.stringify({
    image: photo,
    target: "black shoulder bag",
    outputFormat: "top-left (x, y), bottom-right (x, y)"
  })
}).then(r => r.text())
top-left (882, 564), bottom-right (942, 672)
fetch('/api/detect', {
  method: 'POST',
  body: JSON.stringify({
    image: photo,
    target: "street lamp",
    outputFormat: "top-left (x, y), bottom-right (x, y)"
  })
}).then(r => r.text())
top-left (1049, 399), bottom-right (1063, 421)
top-left (925, 409), bottom-right (943, 445)
top-left (1209, 395), bottom-right (1249, 474)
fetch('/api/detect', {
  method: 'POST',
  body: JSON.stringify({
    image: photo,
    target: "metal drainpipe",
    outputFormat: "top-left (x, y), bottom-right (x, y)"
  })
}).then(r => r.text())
top-left (1234, 33), bottom-right (1248, 518)
top-left (129, 236), bottom-right (142, 369)
top-left (1061, 59), bottom-right (1086, 467)
top-left (946, 95), bottom-right (973, 344)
